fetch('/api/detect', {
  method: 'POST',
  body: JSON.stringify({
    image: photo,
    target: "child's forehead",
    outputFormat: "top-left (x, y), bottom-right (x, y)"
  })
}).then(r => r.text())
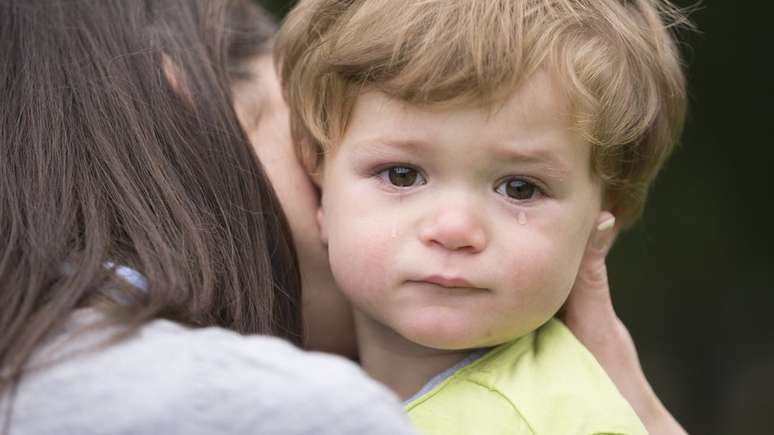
top-left (365, 65), bottom-right (559, 112)
top-left (349, 70), bottom-right (573, 138)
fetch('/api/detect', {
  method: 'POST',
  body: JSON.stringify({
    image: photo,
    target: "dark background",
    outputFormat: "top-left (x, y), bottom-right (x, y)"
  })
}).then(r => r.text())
top-left (259, 1), bottom-right (773, 433)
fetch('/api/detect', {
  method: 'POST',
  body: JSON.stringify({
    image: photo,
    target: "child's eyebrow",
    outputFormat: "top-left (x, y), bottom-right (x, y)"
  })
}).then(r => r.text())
top-left (352, 137), bottom-right (571, 177)
top-left (354, 138), bottom-right (428, 151)
top-left (350, 138), bottom-right (432, 158)
top-left (492, 147), bottom-right (571, 176)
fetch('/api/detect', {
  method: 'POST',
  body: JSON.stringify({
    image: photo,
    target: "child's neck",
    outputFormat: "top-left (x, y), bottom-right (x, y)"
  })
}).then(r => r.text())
top-left (353, 311), bottom-right (473, 401)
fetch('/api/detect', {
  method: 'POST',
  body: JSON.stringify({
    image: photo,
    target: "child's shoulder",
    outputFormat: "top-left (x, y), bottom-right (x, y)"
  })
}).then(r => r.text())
top-left (406, 318), bottom-right (648, 435)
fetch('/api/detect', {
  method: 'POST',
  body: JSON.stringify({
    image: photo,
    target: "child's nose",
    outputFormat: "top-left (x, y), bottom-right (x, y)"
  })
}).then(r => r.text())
top-left (418, 206), bottom-right (487, 253)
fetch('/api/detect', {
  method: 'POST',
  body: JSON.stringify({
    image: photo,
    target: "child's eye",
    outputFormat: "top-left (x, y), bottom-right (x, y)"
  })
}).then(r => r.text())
top-left (378, 166), bottom-right (427, 187)
top-left (495, 178), bottom-right (541, 201)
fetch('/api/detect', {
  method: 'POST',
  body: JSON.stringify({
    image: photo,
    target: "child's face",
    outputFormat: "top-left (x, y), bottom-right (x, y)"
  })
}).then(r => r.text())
top-left (319, 71), bottom-right (604, 350)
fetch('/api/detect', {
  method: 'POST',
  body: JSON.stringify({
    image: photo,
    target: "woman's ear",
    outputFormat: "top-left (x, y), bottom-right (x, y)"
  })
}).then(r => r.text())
top-left (161, 53), bottom-right (193, 103)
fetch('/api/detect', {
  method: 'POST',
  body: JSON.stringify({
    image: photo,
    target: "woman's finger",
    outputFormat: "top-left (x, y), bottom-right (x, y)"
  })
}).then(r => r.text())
top-left (559, 211), bottom-right (618, 320)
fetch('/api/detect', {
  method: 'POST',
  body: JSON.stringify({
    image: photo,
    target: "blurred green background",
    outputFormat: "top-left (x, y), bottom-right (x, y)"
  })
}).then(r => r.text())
top-left (259, 1), bottom-right (773, 433)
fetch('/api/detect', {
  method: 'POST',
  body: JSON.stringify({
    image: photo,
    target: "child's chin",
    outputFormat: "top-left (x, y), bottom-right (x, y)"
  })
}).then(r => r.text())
top-left (395, 317), bottom-right (500, 351)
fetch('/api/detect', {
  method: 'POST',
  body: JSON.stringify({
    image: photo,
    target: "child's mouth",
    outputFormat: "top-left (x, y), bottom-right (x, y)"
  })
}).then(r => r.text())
top-left (414, 275), bottom-right (477, 289)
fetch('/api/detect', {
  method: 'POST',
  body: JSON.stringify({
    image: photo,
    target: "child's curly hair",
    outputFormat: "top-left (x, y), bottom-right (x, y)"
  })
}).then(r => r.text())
top-left (276, 0), bottom-right (691, 226)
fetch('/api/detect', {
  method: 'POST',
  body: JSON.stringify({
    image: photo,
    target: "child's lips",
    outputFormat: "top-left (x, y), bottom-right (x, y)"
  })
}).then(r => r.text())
top-left (414, 275), bottom-right (480, 289)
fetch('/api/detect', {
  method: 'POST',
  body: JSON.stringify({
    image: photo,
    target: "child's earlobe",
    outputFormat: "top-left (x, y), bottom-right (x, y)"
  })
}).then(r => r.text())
top-left (316, 206), bottom-right (328, 246)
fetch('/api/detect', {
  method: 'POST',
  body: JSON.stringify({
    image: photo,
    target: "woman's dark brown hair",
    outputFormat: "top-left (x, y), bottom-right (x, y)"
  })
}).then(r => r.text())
top-left (0, 0), bottom-right (302, 397)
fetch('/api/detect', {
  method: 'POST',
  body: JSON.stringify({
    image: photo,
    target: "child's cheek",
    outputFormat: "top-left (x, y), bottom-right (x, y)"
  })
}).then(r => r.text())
top-left (325, 206), bottom-right (396, 314)
top-left (495, 229), bottom-right (584, 324)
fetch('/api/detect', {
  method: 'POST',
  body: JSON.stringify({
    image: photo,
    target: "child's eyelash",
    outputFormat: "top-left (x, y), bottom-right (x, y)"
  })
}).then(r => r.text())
top-left (368, 164), bottom-right (551, 202)
top-left (373, 164), bottom-right (427, 188)
top-left (493, 176), bottom-right (550, 203)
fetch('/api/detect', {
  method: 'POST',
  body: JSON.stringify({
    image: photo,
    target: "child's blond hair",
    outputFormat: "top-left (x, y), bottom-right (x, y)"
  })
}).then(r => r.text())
top-left (276, 0), bottom-right (690, 226)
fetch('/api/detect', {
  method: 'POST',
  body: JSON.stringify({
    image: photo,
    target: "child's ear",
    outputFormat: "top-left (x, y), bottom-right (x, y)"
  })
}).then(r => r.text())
top-left (297, 136), bottom-right (325, 187)
top-left (599, 187), bottom-right (617, 218)
top-left (314, 160), bottom-right (328, 246)
top-left (316, 203), bottom-right (328, 246)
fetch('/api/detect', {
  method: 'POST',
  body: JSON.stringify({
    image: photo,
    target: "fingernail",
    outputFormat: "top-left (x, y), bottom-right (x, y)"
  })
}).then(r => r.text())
top-left (592, 215), bottom-right (616, 251)
top-left (596, 216), bottom-right (616, 232)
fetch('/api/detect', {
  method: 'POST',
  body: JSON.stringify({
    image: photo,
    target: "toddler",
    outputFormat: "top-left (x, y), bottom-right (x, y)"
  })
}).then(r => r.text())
top-left (276, 0), bottom-right (687, 433)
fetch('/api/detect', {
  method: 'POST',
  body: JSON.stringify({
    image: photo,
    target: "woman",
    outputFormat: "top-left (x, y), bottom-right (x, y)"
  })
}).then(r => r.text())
top-left (0, 1), bottom-right (413, 433)
top-left (224, 0), bottom-right (358, 357)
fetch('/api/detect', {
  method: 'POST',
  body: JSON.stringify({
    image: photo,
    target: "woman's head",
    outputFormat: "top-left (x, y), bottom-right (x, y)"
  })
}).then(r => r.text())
top-left (0, 0), bottom-right (301, 388)
top-left (216, 0), bottom-right (356, 356)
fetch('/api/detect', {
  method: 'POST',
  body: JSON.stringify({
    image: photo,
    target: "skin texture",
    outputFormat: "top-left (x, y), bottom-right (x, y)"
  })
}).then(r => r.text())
top-left (317, 71), bottom-right (607, 398)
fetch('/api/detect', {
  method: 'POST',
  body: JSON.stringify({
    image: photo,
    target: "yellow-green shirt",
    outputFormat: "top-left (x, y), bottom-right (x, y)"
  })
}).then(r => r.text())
top-left (406, 318), bottom-right (648, 435)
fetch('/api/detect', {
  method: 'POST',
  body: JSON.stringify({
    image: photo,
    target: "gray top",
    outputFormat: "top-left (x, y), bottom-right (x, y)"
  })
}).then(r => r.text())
top-left (5, 310), bottom-right (415, 435)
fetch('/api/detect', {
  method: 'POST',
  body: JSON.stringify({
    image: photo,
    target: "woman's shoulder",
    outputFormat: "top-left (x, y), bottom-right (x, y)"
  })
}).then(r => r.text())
top-left (10, 314), bottom-right (415, 435)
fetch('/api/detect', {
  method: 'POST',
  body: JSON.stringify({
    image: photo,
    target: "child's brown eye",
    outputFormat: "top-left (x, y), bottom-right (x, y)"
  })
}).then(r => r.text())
top-left (495, 178), bottom-right (538, 201)
top-left (380, 166), bottom-right (426, 187)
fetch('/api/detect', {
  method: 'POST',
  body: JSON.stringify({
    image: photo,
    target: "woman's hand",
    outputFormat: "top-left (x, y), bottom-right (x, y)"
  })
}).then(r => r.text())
top-left (558, 211), bottom-right (688, 435)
